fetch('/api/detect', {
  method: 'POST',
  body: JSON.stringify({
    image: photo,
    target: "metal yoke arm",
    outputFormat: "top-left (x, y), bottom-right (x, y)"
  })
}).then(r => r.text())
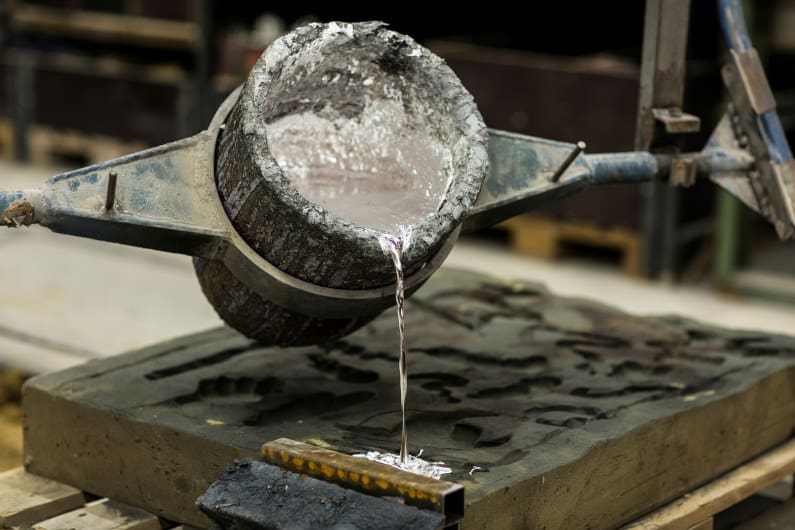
top-left (463, 131), bottom-right (752, 231)
top-left (0, 87), bottom-right (238, 260)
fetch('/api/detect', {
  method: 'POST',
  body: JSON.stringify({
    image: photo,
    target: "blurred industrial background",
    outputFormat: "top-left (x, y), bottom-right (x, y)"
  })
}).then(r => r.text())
top-left (1, 0), bottom-right (795, 479)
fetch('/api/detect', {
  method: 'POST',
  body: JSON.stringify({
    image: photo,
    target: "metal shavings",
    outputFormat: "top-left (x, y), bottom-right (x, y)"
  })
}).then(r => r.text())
top-left (325, 21), bottom-right (354, 39)
top-left (352, 450), bottom-right (452, 480)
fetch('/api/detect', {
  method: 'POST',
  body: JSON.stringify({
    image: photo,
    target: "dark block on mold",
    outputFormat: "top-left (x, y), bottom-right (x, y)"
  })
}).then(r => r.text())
top-left (197, 459), bottom-right (446, 530)
top-left (22, 268), bottom-right (795, 529)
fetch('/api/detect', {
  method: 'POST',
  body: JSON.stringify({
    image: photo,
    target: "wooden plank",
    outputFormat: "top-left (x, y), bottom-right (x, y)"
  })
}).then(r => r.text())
top-left (688, 518), bottom-right (713, 530)
top-left (0, 467), bottom-right (84, 526)
top-left (500, 216), bottom-right (561, 259)
top-left (1, 51), bottom-right (186, 86)
top-left (32, 498), bottom-right (161, 530)
top-left (0, 402), bottom-right (22, 472)
top-left (626, 438), bottom-right (795, 529)
top-left (735, 496), bottom-right (795, 529)
top-left (9, 5), bottom-right (197, 50)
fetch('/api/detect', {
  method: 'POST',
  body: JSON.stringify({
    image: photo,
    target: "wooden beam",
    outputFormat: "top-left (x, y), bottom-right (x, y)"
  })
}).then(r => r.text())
top-left (9, 5), bottom-right (198, 50)
top-left (0, 468), bottom-right (84, 527)
top-left (32, 498), bottom-right (161, 530)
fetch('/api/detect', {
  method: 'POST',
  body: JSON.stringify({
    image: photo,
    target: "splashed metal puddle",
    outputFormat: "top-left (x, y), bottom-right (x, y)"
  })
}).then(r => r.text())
top-left (353, 450), bottom-right (452, 480)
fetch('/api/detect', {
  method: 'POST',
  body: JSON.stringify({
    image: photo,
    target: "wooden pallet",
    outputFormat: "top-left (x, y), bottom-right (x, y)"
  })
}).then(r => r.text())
top-left (627, 437), bottom-right (795, 529)
top-left (9, 2), bottom-right (199, 51)
top-left (0, 121), bottom-right (14, 161)
top-left (498, 215), bottom-right (643, 276)
top-left (0, 467), bottom-right (193, 529)
top-left (28, 126), bottom-right (147, 167)
top-left (0, 371), bottom-right (22, 473)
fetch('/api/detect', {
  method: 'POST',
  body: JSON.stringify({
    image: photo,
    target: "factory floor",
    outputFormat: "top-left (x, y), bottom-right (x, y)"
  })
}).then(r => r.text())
top-left (451, 237), bottom-right (795, 334)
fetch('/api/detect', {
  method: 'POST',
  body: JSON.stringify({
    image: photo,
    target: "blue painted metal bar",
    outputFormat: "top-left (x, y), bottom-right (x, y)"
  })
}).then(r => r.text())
top-left (587, 149), bottom-right (751, 186)
top-left (586, 153), bottom-right (659, 184)
top-left (718, 0), bottom-right (752, 52)
top-left (760, 113), bottom-right (792, 163)
top-left (719, 0), bottom-right (793, 163)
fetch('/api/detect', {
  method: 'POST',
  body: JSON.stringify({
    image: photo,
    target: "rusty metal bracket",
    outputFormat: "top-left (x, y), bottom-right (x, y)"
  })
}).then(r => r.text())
top-left (670, 157), bottom-right (698, 188)
top-left (652, 108), bottom-right (701, 135)
top-left (2, 199), bottom-right (34, 227)
top-left (262, 438), bottom-right (464, 524)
